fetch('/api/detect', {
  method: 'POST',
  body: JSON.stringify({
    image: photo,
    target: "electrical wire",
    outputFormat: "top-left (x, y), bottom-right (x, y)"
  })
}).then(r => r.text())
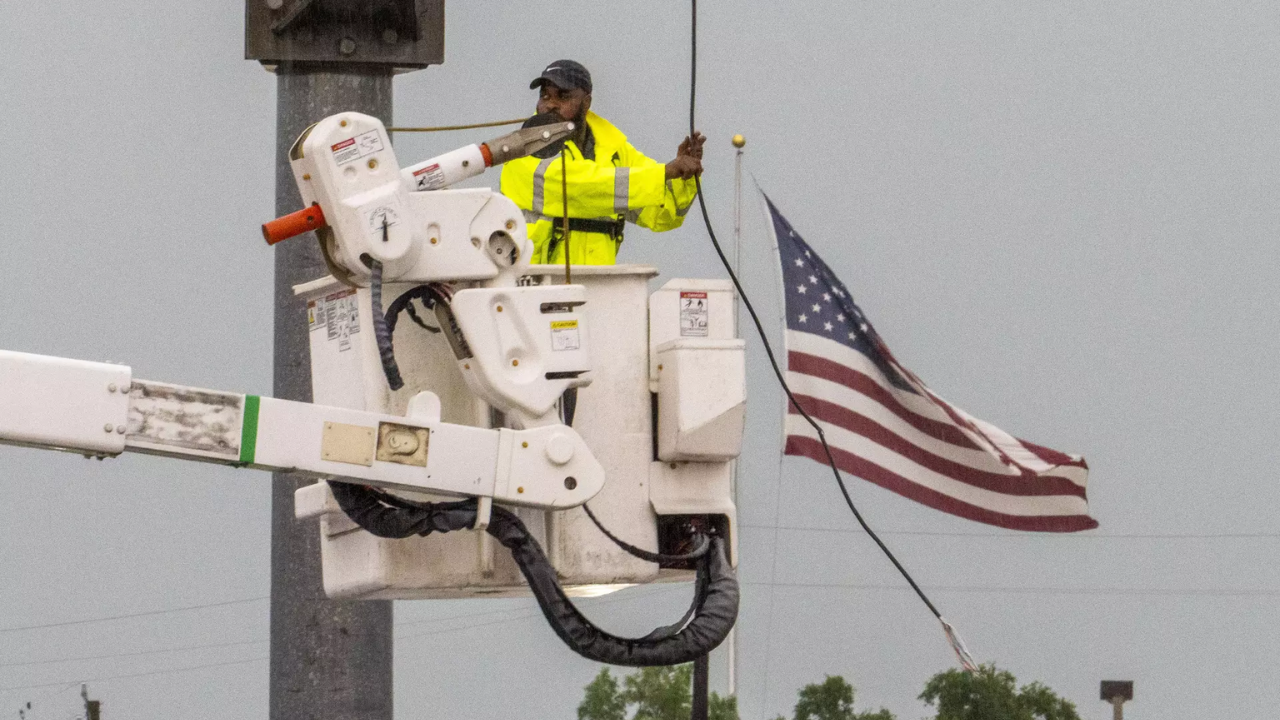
top-left (0, 586), bottom-right (695, 695)
top-left (0, 639), bottom-right (267, 671)
top-left (0, 657), bottom-right (268, 694)
top-left (0, 584), bottom-right (692, 673)
top-left (686, 0), bottom-right (944, 621)
top-left (741, 523), bottom-right (1280, 539)
top-left (0, 597), bottom-right (268, 635)
top-left (742, 580), bottom-right (1280, 598)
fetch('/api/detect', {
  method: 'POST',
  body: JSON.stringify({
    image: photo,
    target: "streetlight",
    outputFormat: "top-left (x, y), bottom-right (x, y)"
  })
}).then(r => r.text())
top-left (1100, 680), bottom-right (1133, 720)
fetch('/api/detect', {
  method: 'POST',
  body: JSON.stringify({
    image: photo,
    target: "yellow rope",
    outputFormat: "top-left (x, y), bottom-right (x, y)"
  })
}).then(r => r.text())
top-left (386, 118), bottom-right (526, 133)
top-left (561, 147), bottom-right (571, 284)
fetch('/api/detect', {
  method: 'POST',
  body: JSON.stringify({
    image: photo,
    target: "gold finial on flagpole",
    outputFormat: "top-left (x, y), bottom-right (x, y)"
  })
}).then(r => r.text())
top-left (731, 134), bottom-right (746, 148)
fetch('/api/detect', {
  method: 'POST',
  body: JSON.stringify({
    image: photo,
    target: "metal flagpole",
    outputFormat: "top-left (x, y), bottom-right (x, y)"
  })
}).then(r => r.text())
top-left (727, 132), bottom-right (745, 698)
top-left (732, 135), bottom-right (745, 289)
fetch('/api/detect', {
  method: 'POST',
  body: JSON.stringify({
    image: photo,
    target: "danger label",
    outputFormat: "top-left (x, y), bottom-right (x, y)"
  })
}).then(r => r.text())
top-left (310, 289), bottom-right (361, 351)
top-left (680, 291), bottom-right (709, 337)
top-left (412, 163), bottom-right (446, 191)
top-left (550, 319), bottom-right (581, 351)
top-left (331, 130), bottom-right (384, 166)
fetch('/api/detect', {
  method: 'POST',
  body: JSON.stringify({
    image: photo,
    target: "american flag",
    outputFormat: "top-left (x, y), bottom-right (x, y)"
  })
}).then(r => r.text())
top-left (768, 195), bottom-right (1097, 532)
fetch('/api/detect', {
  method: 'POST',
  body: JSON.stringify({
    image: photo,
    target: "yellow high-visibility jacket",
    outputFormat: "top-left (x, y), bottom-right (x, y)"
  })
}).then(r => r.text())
top-left (500, 111), bottom-right (698, 265)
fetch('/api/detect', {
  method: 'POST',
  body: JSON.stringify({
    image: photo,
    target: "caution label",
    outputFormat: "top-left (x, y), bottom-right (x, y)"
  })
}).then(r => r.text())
top-left (331, 130), bottom-right (384, 166)
top-left (412, 163), bottom-right (446, 191)
top-left (680, 291), bottom-right (709, 337)
top-left (550, 319), bottom-right (581, 351)
top-left (310, 289), bottom-right (361, 351)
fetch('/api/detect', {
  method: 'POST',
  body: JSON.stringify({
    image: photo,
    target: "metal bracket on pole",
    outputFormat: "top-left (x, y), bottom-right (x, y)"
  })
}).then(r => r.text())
top-left (246, 0), bottom-right (444, 71)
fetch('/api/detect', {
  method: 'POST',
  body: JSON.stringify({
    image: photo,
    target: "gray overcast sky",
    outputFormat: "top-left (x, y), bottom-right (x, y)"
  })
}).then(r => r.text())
top-left (3, 1), bottom-right (1278, 719)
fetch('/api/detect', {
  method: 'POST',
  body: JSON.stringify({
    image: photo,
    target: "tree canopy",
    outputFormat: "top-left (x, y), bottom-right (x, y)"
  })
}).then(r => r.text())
top-left (786, 675), bottom-right (896, 720)
top-left (579, 662), bottom-right (1078, 720)
top-left (919, 665), bottom-right (1081, 720)
top-left (577, 666), bottom-right (738, 720)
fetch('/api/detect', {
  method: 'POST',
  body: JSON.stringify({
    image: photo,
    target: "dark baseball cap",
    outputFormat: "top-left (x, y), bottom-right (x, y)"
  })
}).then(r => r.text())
top-left (530, 60), bottom-right (592, 93)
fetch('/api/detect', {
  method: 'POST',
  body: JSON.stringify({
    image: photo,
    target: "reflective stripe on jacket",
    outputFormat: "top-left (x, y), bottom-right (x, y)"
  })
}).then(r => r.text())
top-left (500, 111), bottom-right (698, 265)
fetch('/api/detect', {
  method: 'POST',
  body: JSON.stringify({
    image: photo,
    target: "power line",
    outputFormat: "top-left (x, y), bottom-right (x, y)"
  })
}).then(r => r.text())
top-left (740, 523), bottom-right (1280, 539)
top-left (0, 586), bottom-right (693, 693)
top-left (1, 584), bottom-right (688, 668)
top-left (0, 597), bottom-right (269, 634)
top-left (0, 657), bottom-right (267, 694)
top-left (396, 584), bottom-right (690, 641)
top-left (0, 639), bottom-right (267, 670)
top-left (396, 610), bottom-right (547, 641)
top-left (744, 580), bottom-right (1280, 598)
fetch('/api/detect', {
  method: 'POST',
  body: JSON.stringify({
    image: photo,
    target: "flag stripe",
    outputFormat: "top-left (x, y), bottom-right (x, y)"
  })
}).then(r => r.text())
top-left (787, 393), bottom-right (1089, 499)
top-left (784, 435), bottom-right (1099, 532)
top-left (789, 332), bottom-right (957, 425)
top-left (1002, 432), bottom-right (1083, 468)
top-left (786, 411), bottom-right (1090, 511)
top-left (789, 350), bottom-right (983, 451)
top-left (787, 370), bottom-right (1012, 474)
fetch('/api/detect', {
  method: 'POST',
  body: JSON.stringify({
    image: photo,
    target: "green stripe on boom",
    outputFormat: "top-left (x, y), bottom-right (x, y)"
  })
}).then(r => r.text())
top-left (239, 395), bottom-right (260, 464)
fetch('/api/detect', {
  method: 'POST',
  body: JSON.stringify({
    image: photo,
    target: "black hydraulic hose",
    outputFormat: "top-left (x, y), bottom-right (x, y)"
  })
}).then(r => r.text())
top-left (686, 0), bottom-right (943, 621)
top-left (369, 260), bottom-right (405, 391)
top-left (327, 483), bottom-right (738, 666)
top-left (490, 506), bottom-right (737, 666)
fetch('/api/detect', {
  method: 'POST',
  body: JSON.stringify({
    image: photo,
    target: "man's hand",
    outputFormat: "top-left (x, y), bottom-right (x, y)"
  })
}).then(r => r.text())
top-left (678, 131), bottom-right (706, 160)
top-left (665, 155), bottom-right (703, 180)
top-left (666, 131), bottom-right (706, 180)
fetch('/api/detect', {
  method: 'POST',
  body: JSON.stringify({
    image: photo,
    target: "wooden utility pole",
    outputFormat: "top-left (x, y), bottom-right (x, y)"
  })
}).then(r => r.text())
top-left (245, 3), bottom-right (443, 718)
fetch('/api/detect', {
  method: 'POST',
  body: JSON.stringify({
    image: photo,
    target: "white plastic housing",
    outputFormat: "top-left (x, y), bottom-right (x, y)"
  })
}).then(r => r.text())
top-left (449, 284), bottom-right (592, 422)
top-left (648, 278), bottom-right (737, 387)
top-left (655, 339), bottom-right (746, 462)
top-left (289, 112), bottom-right (532, 284)
top-left (0, 351), bottom-right (132, 455)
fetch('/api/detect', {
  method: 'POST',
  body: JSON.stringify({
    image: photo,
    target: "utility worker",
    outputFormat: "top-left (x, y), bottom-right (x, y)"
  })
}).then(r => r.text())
top-left (501, 60), bottom-right (706, 265)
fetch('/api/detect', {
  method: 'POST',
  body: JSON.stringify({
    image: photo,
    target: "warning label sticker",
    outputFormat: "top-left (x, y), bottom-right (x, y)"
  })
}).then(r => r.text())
top-left (679, 291), bottom-right (709, 337)
top-left (550, 319), bottom-right (581, 351)
top-left (412, 163), bottom-right (446, 191)
top-left (311, 289), bottom-right (360, 351)
top-left (331, 130), bottom-right (384, 166)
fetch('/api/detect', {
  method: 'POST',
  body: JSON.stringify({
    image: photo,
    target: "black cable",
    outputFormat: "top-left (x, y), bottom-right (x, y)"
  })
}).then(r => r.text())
top-left (403, 300), bottom-right (438, 332)
top-left (385, 285), bottom-right (441, 334)
top-left (687, 0), bottom-right (942, 621)
top-left (582, 504), bottom-right (711, 564)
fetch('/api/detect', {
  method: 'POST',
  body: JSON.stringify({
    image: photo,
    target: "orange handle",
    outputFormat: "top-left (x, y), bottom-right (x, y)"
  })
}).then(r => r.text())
top-left (262, 204), bottom-right (326, 245)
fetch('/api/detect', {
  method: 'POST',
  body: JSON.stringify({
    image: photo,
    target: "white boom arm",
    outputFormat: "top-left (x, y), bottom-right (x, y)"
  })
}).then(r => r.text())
top-left (0, 350), bottom-right (602, 510)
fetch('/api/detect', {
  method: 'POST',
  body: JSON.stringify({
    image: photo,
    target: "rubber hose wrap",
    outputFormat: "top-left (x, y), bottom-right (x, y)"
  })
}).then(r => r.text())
top-left (327, 482), bottom-right (739, 666)
top-left (369, 260), bottom-right (405, 391)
